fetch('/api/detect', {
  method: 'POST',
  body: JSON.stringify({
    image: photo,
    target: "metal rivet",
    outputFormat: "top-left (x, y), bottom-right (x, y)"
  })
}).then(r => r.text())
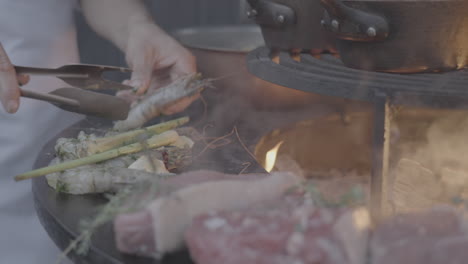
top-left (247, 9), bottom-right (258, 18)
top-left (277, 15), bottom-right (285, 24)
top-left (367, 27), bottom-right (377, 37)
top-left (331, 20), bottom-right (339, 30)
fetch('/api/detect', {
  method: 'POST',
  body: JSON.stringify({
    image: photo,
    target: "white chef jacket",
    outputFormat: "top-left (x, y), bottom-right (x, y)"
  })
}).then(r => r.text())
top-left (0, 0), bottom-right (83, 263)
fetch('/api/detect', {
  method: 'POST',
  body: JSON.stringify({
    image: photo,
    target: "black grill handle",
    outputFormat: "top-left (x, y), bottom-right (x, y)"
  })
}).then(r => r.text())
top-left (246, 0), bottom-right (296, 29)
top-left (320, 0), bottom-right (389, 42)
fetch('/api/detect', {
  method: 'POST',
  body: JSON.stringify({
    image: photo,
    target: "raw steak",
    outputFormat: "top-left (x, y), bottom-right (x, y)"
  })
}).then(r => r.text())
top-left (114, 170), bottom-right (301, 257)
top-left (185, 202), bottom-right (370, 264)
top-left (371, 206), bottom-right (468, 264)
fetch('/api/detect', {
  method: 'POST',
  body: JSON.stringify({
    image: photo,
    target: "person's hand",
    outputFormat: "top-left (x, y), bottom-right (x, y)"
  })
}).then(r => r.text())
top-left (0, 43), bottom-right (29, 113)
top-left (122, 22), bottom-right (198, 115)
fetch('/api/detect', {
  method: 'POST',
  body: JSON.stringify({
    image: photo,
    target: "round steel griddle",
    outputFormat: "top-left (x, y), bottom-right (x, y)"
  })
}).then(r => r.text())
top-left (31, 88), bottom-right (341, 264)
top-left (247, 47), bottom-right (468, 109)
top-left (32, 105), bottom-right (267, 264)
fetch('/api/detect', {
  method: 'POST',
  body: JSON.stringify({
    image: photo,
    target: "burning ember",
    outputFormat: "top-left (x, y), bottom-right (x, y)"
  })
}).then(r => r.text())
top-left (254, 108), bottom-right (468, 216)
top-left (254, 112), bottom-right (373, 178)
top-left (264, 141), bottom-right (283, 172)
top-left (254, 112), bottom-right (373, 204)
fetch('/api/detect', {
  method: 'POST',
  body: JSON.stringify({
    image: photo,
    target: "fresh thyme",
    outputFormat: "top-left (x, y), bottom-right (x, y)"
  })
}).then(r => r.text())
top-left (304, 182), bottom-right (365, 208)
top-left (56, 174), bottom-right (167, 264)
top-left (55, 180), bottom-right (69, 193)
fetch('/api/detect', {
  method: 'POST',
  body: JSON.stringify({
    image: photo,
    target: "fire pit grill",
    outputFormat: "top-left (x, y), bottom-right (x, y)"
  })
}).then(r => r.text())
top-left (248, 47), bottom-right (468, 108)
top-left (247, 46), bottom-right (468, 218)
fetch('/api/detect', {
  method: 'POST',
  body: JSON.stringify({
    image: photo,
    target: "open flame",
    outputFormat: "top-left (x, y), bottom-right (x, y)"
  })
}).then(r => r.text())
top-left (265, 141), bottom-right (284, 172)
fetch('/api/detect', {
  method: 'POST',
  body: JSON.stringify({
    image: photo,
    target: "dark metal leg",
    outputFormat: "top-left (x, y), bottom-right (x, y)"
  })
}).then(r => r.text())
top-left (371, 92), bottom-right (387, 221)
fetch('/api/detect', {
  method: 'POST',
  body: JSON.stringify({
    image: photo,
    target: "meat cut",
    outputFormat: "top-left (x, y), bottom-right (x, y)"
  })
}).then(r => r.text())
top-left (114, 171), bottom-right (302, 257)
top-left (186, 204), bottom-right (370, 264)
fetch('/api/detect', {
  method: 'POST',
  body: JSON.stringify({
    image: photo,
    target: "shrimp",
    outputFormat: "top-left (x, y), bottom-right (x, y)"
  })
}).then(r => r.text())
top-left (114, 74), bottom-right (211, 131)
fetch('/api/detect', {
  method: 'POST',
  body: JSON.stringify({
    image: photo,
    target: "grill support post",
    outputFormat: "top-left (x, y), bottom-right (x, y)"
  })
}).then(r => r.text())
top-left (370, 91), bottom-right (389, 222)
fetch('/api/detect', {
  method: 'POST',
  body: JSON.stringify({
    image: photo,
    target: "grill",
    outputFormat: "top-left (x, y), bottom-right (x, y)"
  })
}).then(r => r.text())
top-left (248, 47), bottom-right (468, 107)
top-left (33, 0), bottom-right (468, 261)
top-left (247, 41), bottom-right (468, 218)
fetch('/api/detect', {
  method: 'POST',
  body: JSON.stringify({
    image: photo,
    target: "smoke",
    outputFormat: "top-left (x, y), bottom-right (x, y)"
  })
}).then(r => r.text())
top-left (425, 112), bottom-right (468, 171)
top-left (388, 109), bottom-right (468, 214)
top-left (187, 85), bottom-right (341, 174)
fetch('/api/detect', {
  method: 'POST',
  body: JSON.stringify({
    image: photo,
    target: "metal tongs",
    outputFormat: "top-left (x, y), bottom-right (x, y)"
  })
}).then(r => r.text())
top-left (15, 64), bottom-right (133, 120)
